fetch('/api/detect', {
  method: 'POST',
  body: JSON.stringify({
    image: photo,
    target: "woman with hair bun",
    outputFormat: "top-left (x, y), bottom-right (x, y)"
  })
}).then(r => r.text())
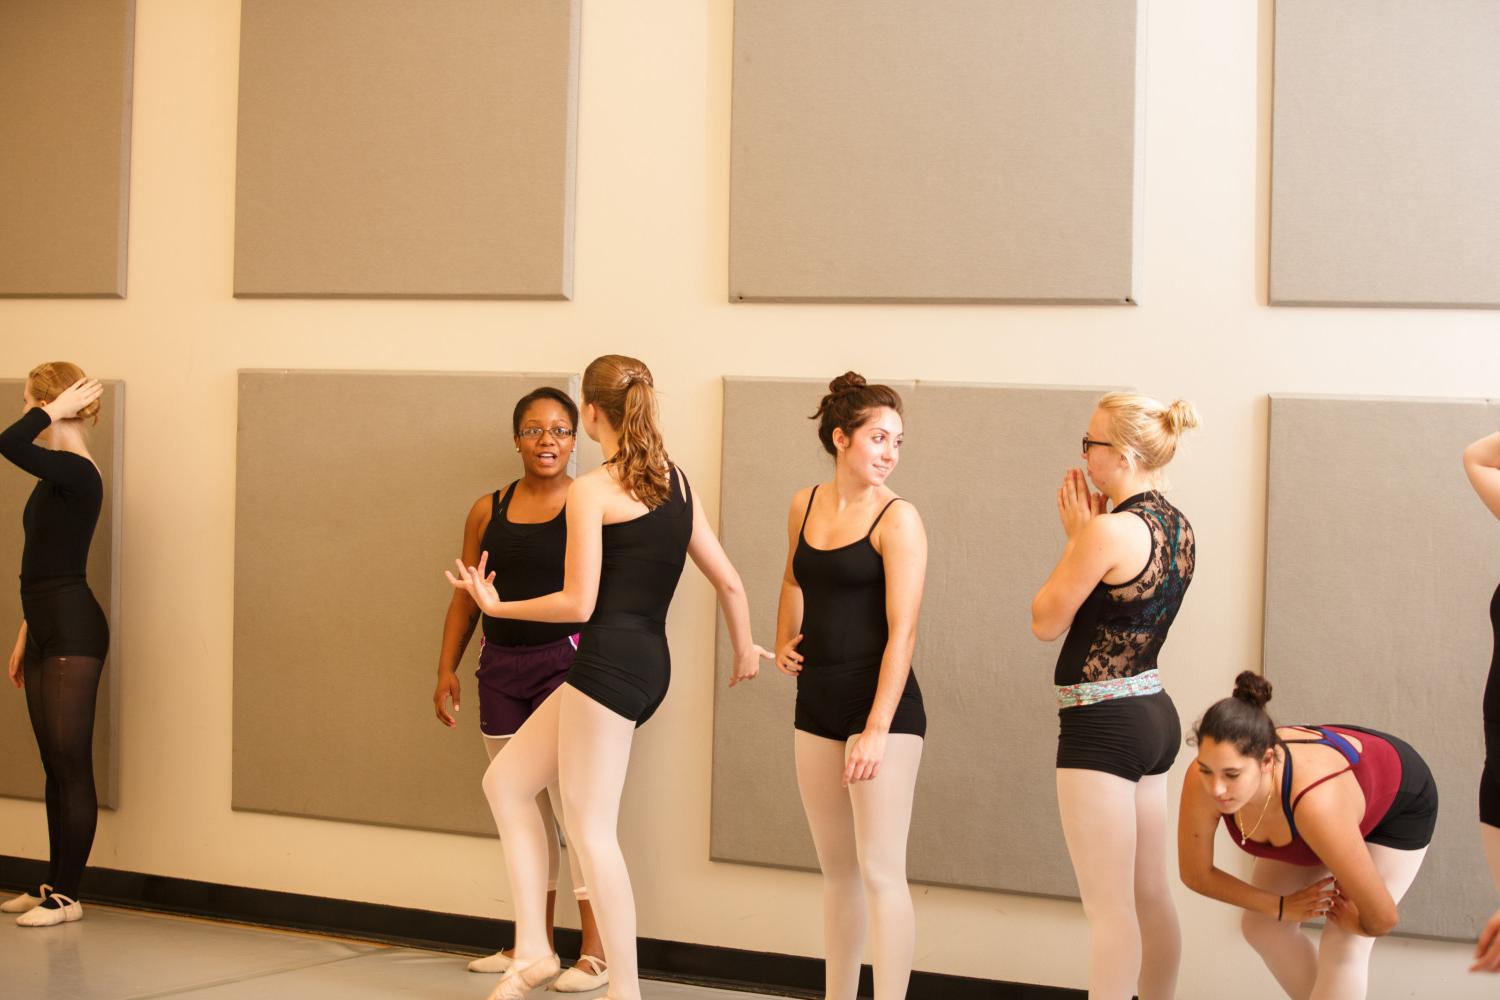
top-left (775, 372), bottom-right (927, 999)
top-left (1180, 672), bottom-right (1438, 999)
top-left (1030, 391), bottom-right (1198, 999)
top-left (449, 355), bottom-right (772, 1000)
top-left (0, 364), bottom-right (107, 928)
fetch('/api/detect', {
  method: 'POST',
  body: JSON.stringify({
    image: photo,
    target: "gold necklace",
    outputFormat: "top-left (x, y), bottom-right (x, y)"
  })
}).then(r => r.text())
top-left (1234, 764), bottom-right (1277, 845)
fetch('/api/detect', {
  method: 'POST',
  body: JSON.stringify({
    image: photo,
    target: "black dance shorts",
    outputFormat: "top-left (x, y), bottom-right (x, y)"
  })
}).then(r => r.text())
top-left (21, 580), bottom-right (109, 660)
top-left (1056, 690), bottom-right (1180, 782)
top-left (794, 657), bottom-right (926, 742)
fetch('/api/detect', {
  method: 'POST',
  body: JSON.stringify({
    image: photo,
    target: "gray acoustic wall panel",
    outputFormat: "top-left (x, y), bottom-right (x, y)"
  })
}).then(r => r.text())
top-left (1270, 1), bottom-right (1500, 307)
top-left (234, 0), bottom-right (580, 298)
top-left (233, 370), bottom-right (581, 835)
top-left (713, 377), bottom-right (1124, 898)
top-left (0, 1), bottom-right (135, 297)
top-left (1264, 394), bottom-right (1500, 939)
top-left (0, 381), bottom-right (125, 807)
top-left (729, 1), bottom-right (1143, 304)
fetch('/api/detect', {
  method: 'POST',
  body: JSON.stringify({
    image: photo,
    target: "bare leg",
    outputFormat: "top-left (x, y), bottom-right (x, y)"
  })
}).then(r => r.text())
top-left (1056, 768), bottom-right (1142, 1000)
top-left (795, 730), bottom-right (865, 1000)
top-left (1242, 857), bottom-right (1326, 1000)
top-left (848, 734), bottom-right (922, 1000)
top-left (481, 691), bottom-right (563, 962)
top-left (557, 685), bottom-right (639, 999)
top-left (1308, 846), bottom-right (1426, 1000)
top-left (1132, 772), bottom-right (1181, 1000)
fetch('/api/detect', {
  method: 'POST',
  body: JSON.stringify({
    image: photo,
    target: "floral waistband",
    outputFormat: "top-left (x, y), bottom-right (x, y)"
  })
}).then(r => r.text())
top-left (1055, 669), bottom-right (1163, 709)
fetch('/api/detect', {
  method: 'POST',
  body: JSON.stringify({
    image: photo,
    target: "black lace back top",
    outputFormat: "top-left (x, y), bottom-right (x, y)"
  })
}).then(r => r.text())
top-left (1053, 491), bottom-right (1195, 687)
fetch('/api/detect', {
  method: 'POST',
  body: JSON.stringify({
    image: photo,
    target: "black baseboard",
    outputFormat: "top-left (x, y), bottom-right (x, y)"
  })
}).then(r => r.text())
top-left (0, 855), bottom-right (1081, 998)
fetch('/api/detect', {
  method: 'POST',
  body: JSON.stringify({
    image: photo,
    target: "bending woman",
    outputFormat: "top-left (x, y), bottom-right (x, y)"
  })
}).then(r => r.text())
top-left (448, 355), bottom-right (771, 1000)
top-left (0, 366), bottom-right (107, 928)
top-left (1030, 391), bottom-right (1198, 1000)
top-left (775, 373), bottom-right (926, 1000)
top-left (1462, 430), bottom-right (1500, 972)
top-left (430, 386), bottom-right (606, 992)
top-left (1180, 672), bottom-right (1438, 999)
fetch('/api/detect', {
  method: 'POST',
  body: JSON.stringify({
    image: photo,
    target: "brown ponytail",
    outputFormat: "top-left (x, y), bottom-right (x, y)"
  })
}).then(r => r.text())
top-left (583, 355), bottom-right (672, 508)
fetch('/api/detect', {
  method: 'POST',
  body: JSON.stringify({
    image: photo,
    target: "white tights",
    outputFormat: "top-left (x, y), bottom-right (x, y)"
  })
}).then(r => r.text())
top-left (1240, 847), bottom-right (1425, 1000)
top-left (1483, 823), bottom-right (1500, 895)
top-left (1055, 769), bottom-right (1180, 1000)
top-left (794, 730), bottom-right (923, 1000)
top-left (483, 734), bottom-right (586, 899)
top-left (483, 684), bottom-right (641, 998)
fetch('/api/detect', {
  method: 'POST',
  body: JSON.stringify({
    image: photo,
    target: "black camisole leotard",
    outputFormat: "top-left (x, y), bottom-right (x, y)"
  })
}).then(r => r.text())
top-left (1482, 582), bottom-right (1500, 827)
top-left (0, 408), bottom-right (109, 659)
top-left (791, 485), bottom-right (925, 741)
top-left (479, 480), bottom-right (583, 647)
top-left (566, 466), bottom-right (693, 726)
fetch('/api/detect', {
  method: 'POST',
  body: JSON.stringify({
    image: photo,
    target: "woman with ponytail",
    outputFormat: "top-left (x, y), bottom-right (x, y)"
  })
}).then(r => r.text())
top-left (1180, 672), bottom-right (1438, 998)
top-left (448, 355), bottom-right (772, 1000)
top-left (1030, 391), bottom-right (1199, 999)
top-left (775, 373), bottom-right (927, 999)
top-left (0, 365), bottom-right (107, 928)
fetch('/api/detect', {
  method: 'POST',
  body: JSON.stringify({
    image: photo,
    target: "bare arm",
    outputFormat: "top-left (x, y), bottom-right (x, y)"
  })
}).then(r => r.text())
top-left (685, 482), bottom-right (770, 684)
top-left (1297, 785), bottom-right (1401, 936)
top-left (1178, 770), bottom-right (1336, 921)
top-left (432, 496), bottom-right (488, 726)
top-left (1031, 515), bottom-right (1131, 640)
top-left (1464, 432), bottom-right (1500, 521)
top-left (775, 490), bottom-right (809, 676)
top-left (449, 476), bottom-right (604, 623)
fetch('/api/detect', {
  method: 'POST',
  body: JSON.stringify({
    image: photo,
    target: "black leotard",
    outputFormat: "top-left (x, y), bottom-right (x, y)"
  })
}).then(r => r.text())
top-left (1053, 491), bottom-right (1193, 781)
top-left (1482, 582), bottom-right (1500, 827)
top-left (479, 481), bottom-right (582, 647)
top-left (791, 486), bottom-right (925, 741)
top-left (566, 467), bottom-right (692, 726)
top-left (0, 408), bottom-right (109, 658)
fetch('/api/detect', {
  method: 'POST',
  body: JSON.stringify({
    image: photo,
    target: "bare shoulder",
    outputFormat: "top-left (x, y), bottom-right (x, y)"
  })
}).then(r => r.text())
top-left (788, 484), bottom-right (815, 517)
top-left (873, 496), bottom-right (925, 553)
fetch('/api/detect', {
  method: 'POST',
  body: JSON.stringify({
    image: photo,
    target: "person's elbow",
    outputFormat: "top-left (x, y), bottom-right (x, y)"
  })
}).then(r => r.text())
top-left (1030, 598), bottom-right (1065, 641)
top-left (1363, 902), bottom-right (1399, 937)
top-left (1177, 860), bottom-right (1210, 896)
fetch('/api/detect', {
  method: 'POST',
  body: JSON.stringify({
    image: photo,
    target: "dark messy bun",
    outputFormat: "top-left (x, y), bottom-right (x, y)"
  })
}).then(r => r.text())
top-left (1191, 671), bottom-right (1278, 758)
top-left (810, 371), bottom-right (903, 457)
top-left (1232, 671), bottom-right (1273, 711)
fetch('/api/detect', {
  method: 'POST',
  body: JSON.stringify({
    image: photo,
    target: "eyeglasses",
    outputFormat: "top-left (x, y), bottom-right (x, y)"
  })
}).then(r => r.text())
top-left (518, 426), bottom-right (576, 440)
top-left (1081, 436), bottom-right (1113, 454)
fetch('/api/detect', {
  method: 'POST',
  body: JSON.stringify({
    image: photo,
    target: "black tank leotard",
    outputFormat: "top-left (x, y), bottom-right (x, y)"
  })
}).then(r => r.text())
top-left (0, 408), bottom-right (109, 658)
top-left (480, 481), bottom-right (583, 647)
top-left (1482, 582), bottom-right (1500, 827)
top-left (1053, 491), bottom-right (1193, 781)
top-left (566, 467), bottom-right (693, 726)
top-left (792, 486), bottom-right (925, 741)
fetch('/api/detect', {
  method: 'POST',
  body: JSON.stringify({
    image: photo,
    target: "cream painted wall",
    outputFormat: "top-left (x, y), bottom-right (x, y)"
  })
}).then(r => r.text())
top-left (0, 1), bottom-right (1495, 996)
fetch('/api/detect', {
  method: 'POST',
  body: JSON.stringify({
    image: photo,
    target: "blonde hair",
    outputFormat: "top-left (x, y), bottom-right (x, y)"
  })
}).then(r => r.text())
top-left (1096, 391), bottom-right (1198, 471)
top-left (583, 355), bottom-right (671, 508)
top-left (27, 361), bottom-right (99, 425)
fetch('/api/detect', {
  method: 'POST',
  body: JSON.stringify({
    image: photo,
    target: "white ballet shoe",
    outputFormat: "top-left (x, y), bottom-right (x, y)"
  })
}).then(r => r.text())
top-left (466, 949), bottom-right (514, 973)
top-left (0, 884), bottom-right (50, 913)
top-left (552, 954), bottom-right (609, 992)
top-left (16, 894), bottom-right (81, 927)
top-left (487, 952), bottom-right (560, 1000)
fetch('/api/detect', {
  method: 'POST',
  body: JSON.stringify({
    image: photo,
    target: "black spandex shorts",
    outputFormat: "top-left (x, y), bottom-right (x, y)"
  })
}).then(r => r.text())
top-left (794, 658), bottom-right (925, 742)
top-left (566, 617), bottom-right (670, 727)
top-left (21, 580), bottom-right (109, 660)
top-left (1056, 690), bottom-right (1180, 782)
top-left (1348, 726), bottom-right (1439, 852)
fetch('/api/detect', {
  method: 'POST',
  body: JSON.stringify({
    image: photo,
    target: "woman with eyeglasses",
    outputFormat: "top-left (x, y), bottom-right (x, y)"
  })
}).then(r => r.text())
top-left (1462, 428), bottom-right (1500, 973)
top-left (1029, 392), bottom-right (1198, 1000)
top-left (431, 386), bottom-right (607, 994)
top-left (448, 355), bottom-right (772, 1000)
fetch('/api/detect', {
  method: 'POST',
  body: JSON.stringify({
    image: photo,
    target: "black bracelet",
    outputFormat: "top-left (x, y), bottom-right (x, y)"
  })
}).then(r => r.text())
top-left (1278, 895), bottom-right (1285, 922)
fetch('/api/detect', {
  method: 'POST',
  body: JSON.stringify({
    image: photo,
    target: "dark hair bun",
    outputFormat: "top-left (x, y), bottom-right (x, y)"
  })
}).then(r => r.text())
top-left (1232, 671), bottom-right (1273, 710)
top-left (828, 371), bottom-right (867, 394)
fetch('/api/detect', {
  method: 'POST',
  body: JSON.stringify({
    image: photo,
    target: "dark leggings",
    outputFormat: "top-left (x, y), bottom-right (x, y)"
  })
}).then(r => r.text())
top-left (1484, 582), bottom-right (1500, 828)
top-left (22, 652), bottom-right (105, 900)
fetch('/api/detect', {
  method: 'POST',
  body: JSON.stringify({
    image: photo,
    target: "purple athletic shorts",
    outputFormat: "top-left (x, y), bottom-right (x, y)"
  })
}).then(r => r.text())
top-left (475, 634), bottom-right (579, 738)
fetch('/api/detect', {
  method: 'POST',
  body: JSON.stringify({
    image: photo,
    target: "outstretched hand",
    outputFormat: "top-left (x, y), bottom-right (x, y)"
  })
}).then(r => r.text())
top-left (729, 645), bottom-right (774, 687)
top-left (41, 378), bottom-right (103, 421)
top-left (445, 551), bottom-right (502, 617)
